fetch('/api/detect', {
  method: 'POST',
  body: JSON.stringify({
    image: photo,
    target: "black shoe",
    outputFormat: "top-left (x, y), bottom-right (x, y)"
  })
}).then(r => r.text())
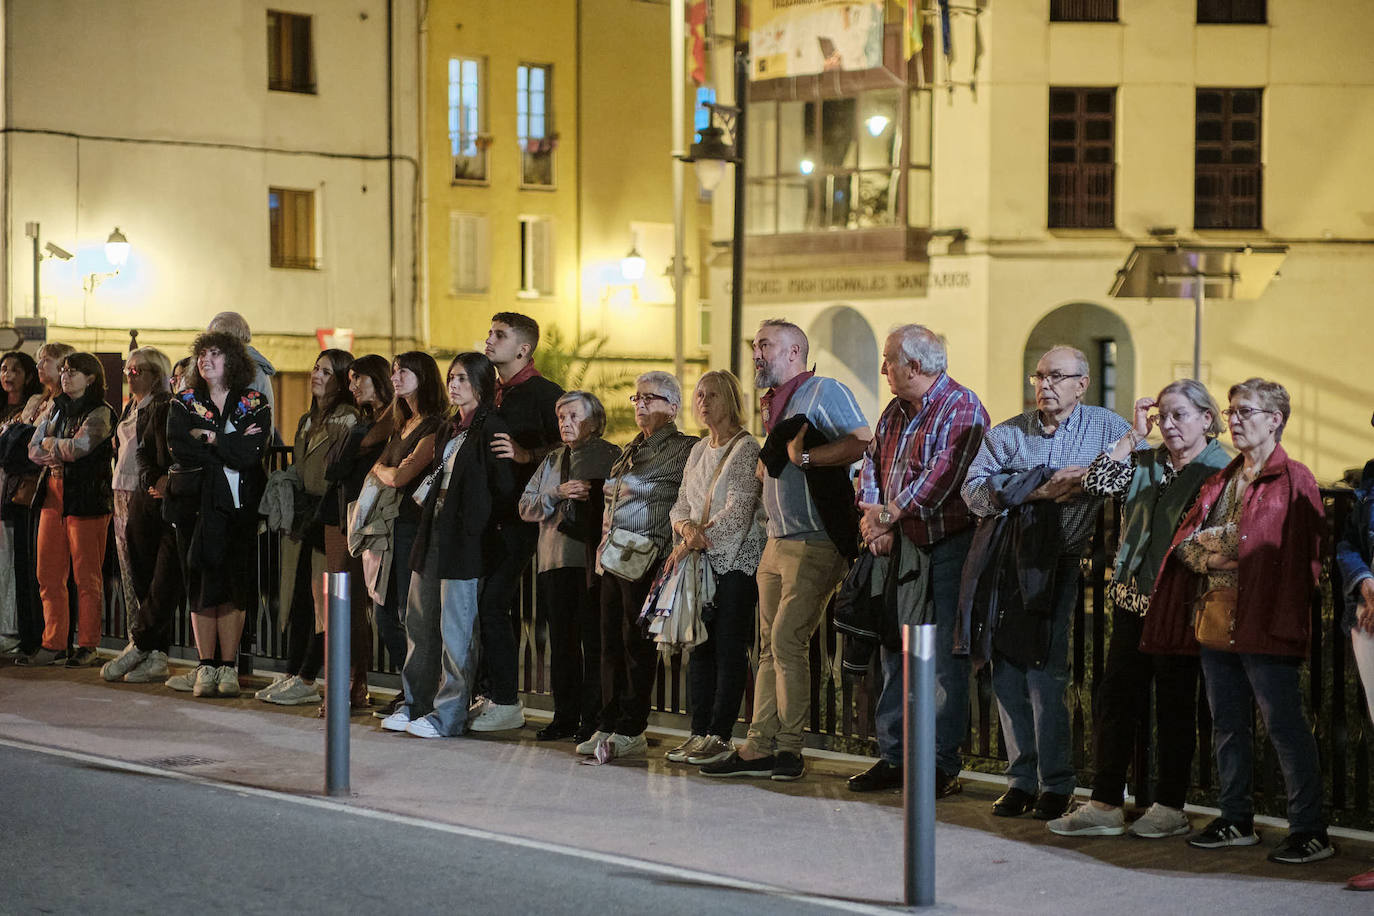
top-left (1188, 816), bottom-right (1260, 849)
top-left (848, 759), bottom-right (902, 793)
top-left (771, 751), bottom-right (805, 781)
top-left (572, 725), bottom-right (596, 745)
top-left (992, 787), bottom-right (1037, 817)
top-left (1033, 791), bottom-right (1073, 821)
top-left (935, 768), bottom-right (963, 799)
top-left (65, 647), bottom-right (99, 668)
top-left (699, 750), bottom-right (776, 778)
top-left (536, 720), bottom-right (580, 742)
top-left (1267, 830), bottom-right (1335, 864)
top-left (372, 694), bottom-right (405, 720)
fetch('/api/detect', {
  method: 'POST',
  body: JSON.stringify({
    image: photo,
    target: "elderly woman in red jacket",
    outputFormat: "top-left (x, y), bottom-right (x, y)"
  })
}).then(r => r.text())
top-left (1145, 378), bottom-right (1329, 865)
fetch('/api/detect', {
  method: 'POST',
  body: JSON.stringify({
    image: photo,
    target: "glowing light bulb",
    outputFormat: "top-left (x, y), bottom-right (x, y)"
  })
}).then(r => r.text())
top-left (865, 115), bottom-right (890, 136)
top-left (799, 158), bottom-right (815, 175)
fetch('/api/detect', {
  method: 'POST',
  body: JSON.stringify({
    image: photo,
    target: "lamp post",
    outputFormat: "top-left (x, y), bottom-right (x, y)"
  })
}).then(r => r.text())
top-left (85, 226), bottom-right (132, 292)
top-left (679, 47), bottom-right (747, 380)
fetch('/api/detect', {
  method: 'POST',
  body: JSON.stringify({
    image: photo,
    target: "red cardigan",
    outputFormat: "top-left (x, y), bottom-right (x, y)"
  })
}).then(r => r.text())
top-left (1140, 444), bottom-right (1324, 658)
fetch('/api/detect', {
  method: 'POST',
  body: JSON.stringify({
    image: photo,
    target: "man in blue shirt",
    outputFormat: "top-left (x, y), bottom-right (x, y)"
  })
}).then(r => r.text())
top-left (962, 345), bottom-right (1131, 820)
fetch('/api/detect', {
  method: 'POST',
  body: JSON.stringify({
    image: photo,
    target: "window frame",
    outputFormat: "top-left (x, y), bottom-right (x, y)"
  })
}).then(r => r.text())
top-left (269, 187), bottom-right (319, 270)
top-left (267, 10), bottom-right (316, 94)
top-left (449, 211), bottom-right (490, 296)
top-left (449, 57), bottom-right (489, 184)
top-left (517, 215), bottom-right (554, 297)
top-left (1046, 86), bottom-right (1117, 230)
top-left (1193, 87), bottom-right (1263, 230)
top-left (1197, 0), bottom-right (1267, 24)
top-left (517, 63), bottom-right (556, 189)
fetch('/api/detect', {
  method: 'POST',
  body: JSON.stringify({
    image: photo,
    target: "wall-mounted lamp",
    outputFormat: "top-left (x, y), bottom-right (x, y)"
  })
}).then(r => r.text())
top-left (620, 245), bottom-right (646, 282)
top-left (865, 114), bottom-right (890, 136)
top-left (85, 226), bottom-right (131, 293)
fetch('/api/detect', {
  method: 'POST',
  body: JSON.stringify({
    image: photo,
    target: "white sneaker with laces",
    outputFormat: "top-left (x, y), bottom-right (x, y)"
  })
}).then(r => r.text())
top-left (164, 667), bottom-right (199, 692)
top-left (216, 666), bottom-right (241, 697)
top-left (469, 701), bottom-right (525, 732)
top-left (1047, 802), bottom-right (1126, 837)
top-left (254, 673), bottom-right (292, 701)
top-left (381, 710), bottom-right (412, 732)
top-left (123, 650), bottom-right (169, 683)
top-left (265, 676), bottom-right (322, 706)
top-left (1128, 803), bottom-right (1191, 839)
top-left (575, 730), bottom-right (611, 755)
top-left (602, 732), bottom-right (648, 760)
top-left (405, 717), bottom-right (444, 739)
top-left (101, 642), bottom-right (147, 681)
top-left (467, 695), bottom-right (492, 721)
top-left (192, 665), bottom-right (220, 697)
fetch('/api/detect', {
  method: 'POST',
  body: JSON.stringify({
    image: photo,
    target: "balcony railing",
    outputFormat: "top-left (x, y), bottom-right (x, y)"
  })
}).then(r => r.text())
top-left (1048, 162), bottom-right (1115, 229)
top-left (95, 452), bottom-right (1373, 828)
top-left (1195, 162), bottom-right (1263, 229)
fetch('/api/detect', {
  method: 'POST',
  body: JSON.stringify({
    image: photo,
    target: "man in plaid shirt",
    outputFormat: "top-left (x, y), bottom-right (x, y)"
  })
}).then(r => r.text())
top-left (850, 324), bottom-right (988, 796)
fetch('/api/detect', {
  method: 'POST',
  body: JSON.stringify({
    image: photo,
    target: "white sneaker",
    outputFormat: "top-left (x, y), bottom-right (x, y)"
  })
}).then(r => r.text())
top-left (0, 635), bottom-right (20, 654)
top-left (405, 717), bottom-right (444, 739)
top-left (576, 730), bottom-right (611, 755)
top-left (216, 666), bottom-right (241, 697)
top-left (101, 642), bottom-right (148, 682)
top-left (123, 650), bottom-right (169, 683)
top-left (254, 673), bottom-right (291, 701)
top-left (192, 665), bottom-right (220, 697)
top-left (468, 701), bottom-right (525, 732)
top-left (164, 667), bottom-right (199, 692)
top-left (264, 676), bottom-right (322, 706)
top-left (381, 710), bottom-right (412, 732)
top-left (1048, 802), bottom-right (1126, 837)
top-left (603, 732), bottom-right (648, 759)
top-left (1129, 803), bottom-right (1191, 839)
top-left (467, 695), bottom-right (493, 721)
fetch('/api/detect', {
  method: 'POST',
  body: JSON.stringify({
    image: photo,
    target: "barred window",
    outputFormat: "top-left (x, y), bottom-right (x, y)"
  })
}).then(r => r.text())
top-left (1047, 87), bottom-right (1116, 229)
top-left (1050, 0), bottom-right (1118, 22)
top-left (1194, 88), bottom-right (1262, 229)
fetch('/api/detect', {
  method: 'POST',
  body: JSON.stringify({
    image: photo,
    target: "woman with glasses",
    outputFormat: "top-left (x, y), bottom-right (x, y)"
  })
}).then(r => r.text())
top-left (101, 348), bottom-right (180, 685)
top-left (577, 372), bottom-right (696, 761)
top-left (1047, 379), bottom-right (1230, 840)
top-left (0, 351), bottom-right (42, 656)
top-left (1146, 378), bottom-right (1330, 864)
top-left (163, 332), bottom-right (271, 697)
top-left (517, 390), bottom-right (620, 743)
top-left (18, 353), bottom-right (118, 668)
top-left (381, 353), bottom-right (514, 738)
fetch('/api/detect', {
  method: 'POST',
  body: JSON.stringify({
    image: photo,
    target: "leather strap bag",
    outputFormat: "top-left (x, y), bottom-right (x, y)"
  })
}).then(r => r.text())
top-left (599, 439), bottom-right (658, 581)
top-left (1194, 586), bottom-right (1238, 650)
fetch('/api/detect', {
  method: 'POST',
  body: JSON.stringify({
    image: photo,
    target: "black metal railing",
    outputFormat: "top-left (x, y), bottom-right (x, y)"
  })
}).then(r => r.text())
top-left (98, 464), bottom-right (1372, 828)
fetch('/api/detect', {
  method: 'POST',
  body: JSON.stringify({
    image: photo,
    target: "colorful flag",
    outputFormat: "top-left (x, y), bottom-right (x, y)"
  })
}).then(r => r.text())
top-left (938, 0), bottom-right (953, 61)
top-left (688, 0), bottom-right (709, 85)
top-left (904, 0), bottom-right (923, 61)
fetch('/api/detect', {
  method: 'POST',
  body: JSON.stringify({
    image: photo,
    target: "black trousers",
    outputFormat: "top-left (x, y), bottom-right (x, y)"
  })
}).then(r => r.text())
top-left (1091, 609), bottom-right (1201, 809)
top-left (688, 568), bottom-right (756, 738)
top-left (126, 493), bottom-right (182, 654)
top-left (10, 507), bottom-right (43, 653)
top-left (539, 566), bottom-right (602, 728)
top-left (597, 565), bottom-right (660, 736)
top-left (285, 548), bottom-right (324, 680)
top-left (476, 521), bottom-right (536, 706)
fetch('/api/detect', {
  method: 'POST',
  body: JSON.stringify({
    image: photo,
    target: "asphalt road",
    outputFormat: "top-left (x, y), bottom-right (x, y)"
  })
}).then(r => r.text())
top-left (0, 742), bottom-right (877, 916)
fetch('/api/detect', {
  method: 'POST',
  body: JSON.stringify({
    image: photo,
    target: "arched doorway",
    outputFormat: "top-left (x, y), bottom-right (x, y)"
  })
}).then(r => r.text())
top-left (810, 304), bottom-right (881, 423)
top-left (1023, 303), bottom-right (1135, 414)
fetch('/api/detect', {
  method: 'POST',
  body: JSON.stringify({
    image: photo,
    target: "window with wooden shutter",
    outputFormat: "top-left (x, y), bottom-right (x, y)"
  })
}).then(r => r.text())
top-left (267, 11), bottom-right (315, 93)
top-left (449, 212), bottom-right (489, 295)
top-left (269, 187), bottom-right (318, 269)
top-left (1197, 0), bottom-right (1266, 24)
top-left (1050, 0), bottom-right (1118, 22)
top-left (518, 216), bottom-right (553, 296)
top-left (1194, 88), bottom-right (1262, 229)
top-left (1047, 87), bottom-right (1116, 229)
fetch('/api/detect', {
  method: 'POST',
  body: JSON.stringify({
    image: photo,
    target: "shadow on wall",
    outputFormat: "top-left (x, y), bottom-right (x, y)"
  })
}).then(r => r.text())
top-left (1023, 302), bottom-right (1135, 416)
top-left (810, 304), bottom-right (880, 423)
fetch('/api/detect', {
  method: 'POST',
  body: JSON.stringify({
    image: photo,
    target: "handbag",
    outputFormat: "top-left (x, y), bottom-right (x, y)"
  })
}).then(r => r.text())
top-left (600, 526), bottom-right (659, 581)
top-left (166, 464), bottom-right (203, 499)
top-left (1194, 586), bottom-right (1238, 650)
top-left (10, 474), bottom-right (38, 507)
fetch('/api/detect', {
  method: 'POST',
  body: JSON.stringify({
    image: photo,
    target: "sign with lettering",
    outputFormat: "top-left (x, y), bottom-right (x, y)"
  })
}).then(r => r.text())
top-left (725, 268), bottom-right (972, 302)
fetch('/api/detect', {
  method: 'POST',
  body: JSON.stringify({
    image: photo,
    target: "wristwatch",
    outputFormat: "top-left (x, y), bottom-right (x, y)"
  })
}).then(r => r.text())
top-left (878, 506), bottom-right (893, 526)
top-left (799, 450), bottom-right (811, 470)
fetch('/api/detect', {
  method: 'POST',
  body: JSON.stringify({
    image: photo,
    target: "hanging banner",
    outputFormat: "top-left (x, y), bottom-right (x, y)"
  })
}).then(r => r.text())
top-left (751, 1), bottom-right (884, 81)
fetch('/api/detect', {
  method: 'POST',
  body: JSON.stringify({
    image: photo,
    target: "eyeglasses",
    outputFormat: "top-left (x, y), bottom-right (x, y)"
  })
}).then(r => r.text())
top-left (58, 367), bottom-right (82, 376)
top-left (1029, 372), bottom-right (1084, 387)
top-left (123, 366), bottom-right (142, 378)
top-left (1222, 406), bottom-right (1273, 422)
top-left (1152, 409), bottom-right (1197, 425)
top-left (629, 393), bottom-right (670, 407)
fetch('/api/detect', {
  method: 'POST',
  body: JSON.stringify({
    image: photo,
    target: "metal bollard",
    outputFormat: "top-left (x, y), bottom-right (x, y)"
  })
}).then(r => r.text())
top-left (903, 622), bottom-right (936, 907)
top-left (325, 571), bottom-right (351, 796)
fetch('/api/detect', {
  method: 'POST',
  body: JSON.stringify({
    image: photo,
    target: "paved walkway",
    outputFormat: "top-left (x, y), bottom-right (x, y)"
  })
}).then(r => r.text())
top-left (1, 660), bottom-right (1370, 913)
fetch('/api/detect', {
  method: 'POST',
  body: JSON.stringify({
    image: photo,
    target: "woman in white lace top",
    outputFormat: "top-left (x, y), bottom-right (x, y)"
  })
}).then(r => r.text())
top-left (665, 370), bottom-right (765, 766)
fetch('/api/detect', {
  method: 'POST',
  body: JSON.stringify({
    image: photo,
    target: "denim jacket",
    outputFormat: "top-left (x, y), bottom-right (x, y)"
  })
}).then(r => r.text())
top-left (1334, 459), bottom-right (1374, 635)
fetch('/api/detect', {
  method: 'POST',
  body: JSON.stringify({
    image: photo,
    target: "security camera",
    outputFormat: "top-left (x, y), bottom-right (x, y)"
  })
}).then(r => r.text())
top-left (44, 242), bottom-right (74, 261)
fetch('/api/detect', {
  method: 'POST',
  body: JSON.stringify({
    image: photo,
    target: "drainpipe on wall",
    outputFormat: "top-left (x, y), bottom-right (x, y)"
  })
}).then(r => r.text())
top-left (670, 0), bottom-right (686, 380)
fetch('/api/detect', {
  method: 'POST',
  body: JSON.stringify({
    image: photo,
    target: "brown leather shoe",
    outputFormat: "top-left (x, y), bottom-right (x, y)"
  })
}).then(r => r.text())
top-left (848, 759), bottom-right (902, 793)
top-left (992, 787), bottom-right (1037, 817)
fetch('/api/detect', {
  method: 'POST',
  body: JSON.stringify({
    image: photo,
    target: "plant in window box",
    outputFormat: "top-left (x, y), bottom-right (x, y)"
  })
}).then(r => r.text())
top-left (525, 132), bottom-right (560, 156)
top-left (474, 134), bottom-right (494, 151)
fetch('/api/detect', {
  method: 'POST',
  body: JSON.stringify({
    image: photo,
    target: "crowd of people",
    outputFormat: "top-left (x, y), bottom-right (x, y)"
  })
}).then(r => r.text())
top-left (0, 310), bottom-right (1369, 887)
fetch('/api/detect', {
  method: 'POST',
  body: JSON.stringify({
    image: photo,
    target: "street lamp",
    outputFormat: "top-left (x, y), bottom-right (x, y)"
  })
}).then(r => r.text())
top-left (620, 245), bottom-right (646, 281)
top-left (677, 47), bottom-right (748, 379)
top-left (85, 226), bottom-right (132, 293)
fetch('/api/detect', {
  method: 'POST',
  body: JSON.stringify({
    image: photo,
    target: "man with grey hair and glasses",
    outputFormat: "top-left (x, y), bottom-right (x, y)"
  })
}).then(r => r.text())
top-left (849, 325), bottom-right (988, 797)
top-left (961, 345), bottom-right (1132, 821)
top-left (701, 319), bottom-right (870, 781)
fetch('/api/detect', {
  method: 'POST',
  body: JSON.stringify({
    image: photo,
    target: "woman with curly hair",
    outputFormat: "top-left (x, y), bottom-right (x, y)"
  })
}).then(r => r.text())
top-left (163, 331), bottom-right (271, 697)
top-left (19, 352), bottom-right (118, 668)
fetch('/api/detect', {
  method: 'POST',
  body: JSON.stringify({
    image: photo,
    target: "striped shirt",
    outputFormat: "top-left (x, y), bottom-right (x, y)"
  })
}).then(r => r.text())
top-left (761, 375), bottom-right (868, 540)
top-left (961, 403), bottom-right (1131, 554)
top-left (857, 373), bottom-right (989, 547)
top-left (600, 422), bottom-right (697, 553)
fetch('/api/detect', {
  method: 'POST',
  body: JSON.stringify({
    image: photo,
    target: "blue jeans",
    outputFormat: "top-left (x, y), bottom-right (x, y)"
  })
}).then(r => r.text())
top-left (990, 556), bottom-right (1079, 795)
top-left (401, 535), bottom-right (482, 736)
top-left (374, 517), bottom-right (417, 672)
top-left (875, 528), bottom-right (973, 775)
top-left (1200, 648), bottom-right (1325, 833)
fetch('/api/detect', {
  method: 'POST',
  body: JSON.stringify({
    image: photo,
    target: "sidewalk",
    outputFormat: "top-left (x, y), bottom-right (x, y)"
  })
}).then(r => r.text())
top-left (1, 659), bottom-right (1369, 913)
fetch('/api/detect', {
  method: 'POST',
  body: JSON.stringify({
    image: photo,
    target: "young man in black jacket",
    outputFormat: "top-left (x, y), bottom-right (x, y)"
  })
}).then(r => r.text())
top-left (470, 312), bottom-right (563, 731)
